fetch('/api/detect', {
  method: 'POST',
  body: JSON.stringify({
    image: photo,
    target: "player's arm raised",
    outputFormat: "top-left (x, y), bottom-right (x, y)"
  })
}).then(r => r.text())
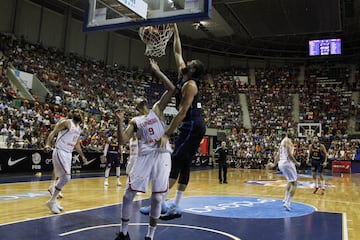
top-left (159, 81), bottom-right (196, 149)
top-left (150, 58), bottom-right (175, 116)
top-left (164, 81), bottom-right (196, 137)
top-left (115, 110), bottom-right (135, 145)
top-left (173, 23), bottom-right (186, 73)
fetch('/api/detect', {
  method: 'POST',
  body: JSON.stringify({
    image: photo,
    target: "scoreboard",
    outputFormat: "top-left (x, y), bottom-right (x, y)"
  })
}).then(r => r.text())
top-left (309, 38), bottom-right (341, 56)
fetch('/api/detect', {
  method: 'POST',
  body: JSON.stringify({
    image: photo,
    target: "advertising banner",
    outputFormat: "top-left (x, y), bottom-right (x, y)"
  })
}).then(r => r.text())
top-left (332, 160), bottom-right (351, 174)
top-left (0, 149), bottom-right (103, 174)
top-left (199, 136), bottom-right (209, 156)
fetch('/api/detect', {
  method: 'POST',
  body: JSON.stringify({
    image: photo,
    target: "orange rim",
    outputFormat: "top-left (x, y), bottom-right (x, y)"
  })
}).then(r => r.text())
top-left (140, 24), bottom-right (174, 34)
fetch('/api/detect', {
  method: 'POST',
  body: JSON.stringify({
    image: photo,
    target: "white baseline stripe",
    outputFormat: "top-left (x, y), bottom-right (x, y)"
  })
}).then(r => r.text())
top-left (343, 212), bottom-right (348, 240)
top-left (59, 223), bottom-right (242, 240)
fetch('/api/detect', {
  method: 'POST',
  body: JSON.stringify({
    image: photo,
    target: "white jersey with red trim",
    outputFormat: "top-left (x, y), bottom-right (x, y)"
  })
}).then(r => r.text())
top-left (129, 137), bottom-right (138, 159)
top-left (133, 110), bottom-right (172, 155)
top-left (279, 137), bottom-right (294, 163)
top-left (55, 120), bottom-right (81, 153)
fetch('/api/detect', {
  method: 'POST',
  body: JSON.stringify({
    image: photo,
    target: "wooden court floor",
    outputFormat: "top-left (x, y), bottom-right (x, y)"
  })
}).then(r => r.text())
top-left (1, 168), bottom-right (359, 240)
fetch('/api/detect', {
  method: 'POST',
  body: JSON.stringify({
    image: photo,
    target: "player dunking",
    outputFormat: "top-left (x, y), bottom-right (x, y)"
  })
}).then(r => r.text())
top-left (141, 23), bottom-right (206, 220)
top-left (114, 59), bottom-right (175, 240)
top-left (307, 136), bottom-right (328, 194)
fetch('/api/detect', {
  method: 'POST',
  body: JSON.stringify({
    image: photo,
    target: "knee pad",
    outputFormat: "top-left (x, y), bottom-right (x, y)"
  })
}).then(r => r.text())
top-left (291, 181), bottom-right (298, 187)
top-left (151, 192), bottom-right (162, 204)
top-left (56, 175), bottom-right (71, 190)
top-left (150, 193), bottom-right (163, 219)
top-left (123, 189), bottom-right (136, 203)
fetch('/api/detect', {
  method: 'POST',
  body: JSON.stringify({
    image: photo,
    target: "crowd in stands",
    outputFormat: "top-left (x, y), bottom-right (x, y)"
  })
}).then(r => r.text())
top-left (201, 68), bottom-right (244, 130)
top-left (0, 32), bottom-right (359, 170)
top-left (355, 64), bottom-right (360, 132)
top-left (224, 127), bottom-right (360, 170)
top-left (300, 63), bottom-right (353, 134)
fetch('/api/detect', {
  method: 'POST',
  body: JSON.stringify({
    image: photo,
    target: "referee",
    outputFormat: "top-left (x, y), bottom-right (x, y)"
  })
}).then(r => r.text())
top-left (215, 141), bottom-right (229, 184)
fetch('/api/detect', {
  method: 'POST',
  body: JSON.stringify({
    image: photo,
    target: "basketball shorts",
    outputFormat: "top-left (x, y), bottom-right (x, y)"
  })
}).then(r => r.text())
top-left (52, 148), bottom-right (72, 177)
top-left (106, 154), bottom-right (121, 168)
top-left (126, 156), bottom-right (136, 175)
top-left (311, 160), bottom-right (324, 173)
top-left (127, 150), bottom-right (171, 193)
top-left (279, 160), bottom-right (297, 182)
top-left (171, 120), bottom-right (206, 168)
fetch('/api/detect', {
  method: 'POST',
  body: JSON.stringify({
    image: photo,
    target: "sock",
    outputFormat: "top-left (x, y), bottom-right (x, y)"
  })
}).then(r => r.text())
top-left (120, 190), bottom-right (136, 234)
top-left (320, 180), bottom-right (325, 189)
top-left (50, 175), bottom-right (69, 201)
top-left (284, 191), bottom-right (289, 203)
top-left (50, 188), bottom-right (60, 202)
top-left (286, 196), bottom-right (293, 205)
top-left (121, 219), bottom-right (129, 235)
top-left (116, 167), bottom-right (121, 177)
top-left (163, 190), bottom-right (169, 202)
top-left (174, 190), bottom-right (184, 206)
top-left (105, 168), bottom-right (110, 178)
top-left (314, 179), bottom-right (318, 188)
top-left (146, 225), bottom-right (156, 239)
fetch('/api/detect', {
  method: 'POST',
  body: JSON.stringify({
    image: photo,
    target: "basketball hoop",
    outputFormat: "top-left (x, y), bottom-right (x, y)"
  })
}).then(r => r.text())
top-left (138, 24), bottom-right (174, 57)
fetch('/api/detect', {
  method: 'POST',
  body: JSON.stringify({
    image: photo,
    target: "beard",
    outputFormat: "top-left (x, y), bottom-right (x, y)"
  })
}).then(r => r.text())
top-left (181, 67), bottom-right (189, 75)
top-left (73, 114), bottom-right (82, 123)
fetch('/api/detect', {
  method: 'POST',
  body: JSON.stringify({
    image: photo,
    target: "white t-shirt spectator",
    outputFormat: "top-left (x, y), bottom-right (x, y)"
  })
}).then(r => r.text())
top-left (55, 95), bottom-right (62, 105)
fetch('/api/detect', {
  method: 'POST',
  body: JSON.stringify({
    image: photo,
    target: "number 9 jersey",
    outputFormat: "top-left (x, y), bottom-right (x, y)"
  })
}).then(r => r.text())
top-left (133, 110), bottom-right (172, 155)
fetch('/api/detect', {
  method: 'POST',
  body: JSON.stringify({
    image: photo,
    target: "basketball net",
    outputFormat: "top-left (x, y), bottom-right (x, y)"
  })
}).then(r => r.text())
top-left (138, 24), bottom-right (174, 57)
top-left (306, 129), bottom-right (314, 142)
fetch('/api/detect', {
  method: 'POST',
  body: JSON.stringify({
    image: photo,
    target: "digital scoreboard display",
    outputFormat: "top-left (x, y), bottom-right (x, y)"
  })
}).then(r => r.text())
top-left (309, 38), bottom-right (341, 56)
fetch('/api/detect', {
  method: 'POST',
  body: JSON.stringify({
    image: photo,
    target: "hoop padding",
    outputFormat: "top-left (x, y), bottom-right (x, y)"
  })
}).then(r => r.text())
top-left (139, 24), bottom-right (174, 57)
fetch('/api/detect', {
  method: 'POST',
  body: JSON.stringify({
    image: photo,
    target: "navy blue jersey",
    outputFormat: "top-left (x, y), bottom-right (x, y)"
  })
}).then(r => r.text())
top-left (170, 77), bottom-right (206, 184)
top-left (107, 141), bottom-right (120, 159)
top-left (310, 144), bottom-right (323, 162)
top-left (175, 78), bottom-right (203, 122)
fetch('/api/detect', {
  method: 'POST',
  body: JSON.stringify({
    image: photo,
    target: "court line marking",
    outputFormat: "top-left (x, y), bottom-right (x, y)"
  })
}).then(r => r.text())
top-left (343, 212), bottom-right (348, 240)
top-left (59, 223), bottom-right (242, 240)
top-left (181, 195), bottom-right (319, 212)
top-left (0, 193), bottom-right (346, 239)
top-left (0, 202), bottom-right (124, 227)
top-left (0, 175), bottom-right (105, 185)
top-left (0, 200), bottom-right (346, 240)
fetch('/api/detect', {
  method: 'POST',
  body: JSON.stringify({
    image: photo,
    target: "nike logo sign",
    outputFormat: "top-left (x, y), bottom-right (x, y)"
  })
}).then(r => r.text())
top-left (86, 158), bottom-right (96, 165)
top-left (8, 157), bottom-right (27, 167)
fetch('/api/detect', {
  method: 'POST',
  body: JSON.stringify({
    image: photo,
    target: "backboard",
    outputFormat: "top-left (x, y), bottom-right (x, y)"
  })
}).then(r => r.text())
top-left (84, 0), bottom-right (212, 32)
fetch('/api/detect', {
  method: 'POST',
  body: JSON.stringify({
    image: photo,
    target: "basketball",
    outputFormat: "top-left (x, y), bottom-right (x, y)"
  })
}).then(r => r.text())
top-left (138, 24), bottom-right (174, 57)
